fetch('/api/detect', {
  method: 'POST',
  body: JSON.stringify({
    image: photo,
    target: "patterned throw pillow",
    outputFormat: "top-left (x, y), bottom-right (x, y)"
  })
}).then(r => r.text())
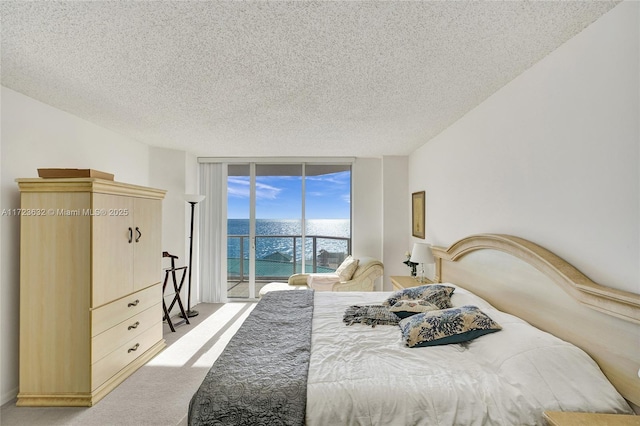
top-left (399, 305), bottom-right (502, 348)
top-left (383, 284), bottom-right (455, 309)
top-left (388, 300), bottom-right (440, 319)
top-left (335, 256), bottom-right (359, 281)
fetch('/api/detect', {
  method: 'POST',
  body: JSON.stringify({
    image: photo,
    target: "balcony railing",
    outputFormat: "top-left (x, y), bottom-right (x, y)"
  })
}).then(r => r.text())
top-left (227, 234), bottom-right (351, 283)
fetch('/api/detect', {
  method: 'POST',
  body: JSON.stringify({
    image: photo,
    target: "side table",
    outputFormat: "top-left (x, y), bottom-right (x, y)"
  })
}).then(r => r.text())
top-left (390, 275), bottom-right (434, 290)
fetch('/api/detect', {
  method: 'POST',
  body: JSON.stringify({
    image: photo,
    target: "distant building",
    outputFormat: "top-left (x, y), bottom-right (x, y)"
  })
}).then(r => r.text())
top-left (318, 249), bottom-right (346, 269)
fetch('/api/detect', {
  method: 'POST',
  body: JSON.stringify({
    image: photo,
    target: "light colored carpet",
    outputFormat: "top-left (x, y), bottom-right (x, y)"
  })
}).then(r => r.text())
top-left (0, 302), bottom-right (256, 426)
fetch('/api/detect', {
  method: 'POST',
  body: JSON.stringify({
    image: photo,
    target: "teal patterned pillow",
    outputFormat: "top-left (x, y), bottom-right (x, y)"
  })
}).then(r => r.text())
top-left (388, 300), bottom-right (440, 319)
top-left (399, 305), bottom-right (502, 348)
top-left (383, 284), bottom-right (455, 309)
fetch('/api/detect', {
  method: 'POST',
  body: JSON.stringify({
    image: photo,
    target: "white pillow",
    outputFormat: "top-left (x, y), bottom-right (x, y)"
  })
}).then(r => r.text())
top-left (335, 256), bottom-right (359, 281)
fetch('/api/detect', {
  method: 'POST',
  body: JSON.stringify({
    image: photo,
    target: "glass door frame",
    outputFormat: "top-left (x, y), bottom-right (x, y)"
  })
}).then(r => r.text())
top-left (248, 162), bottom-right (256, 299)
top-left (213, 157), bottom-right (354, 300)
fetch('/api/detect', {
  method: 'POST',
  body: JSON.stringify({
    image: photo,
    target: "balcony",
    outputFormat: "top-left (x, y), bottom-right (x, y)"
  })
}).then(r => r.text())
top-left (227, 234), bottom-right (351, 298)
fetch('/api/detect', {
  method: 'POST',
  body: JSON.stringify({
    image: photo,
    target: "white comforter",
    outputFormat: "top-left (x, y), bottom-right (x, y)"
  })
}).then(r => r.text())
top-left (306, 285), bottom-right (633, 425)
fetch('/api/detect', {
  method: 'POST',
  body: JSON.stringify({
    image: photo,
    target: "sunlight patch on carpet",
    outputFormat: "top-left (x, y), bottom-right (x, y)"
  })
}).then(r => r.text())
top-left (148, 303), bottom-right (256, 368)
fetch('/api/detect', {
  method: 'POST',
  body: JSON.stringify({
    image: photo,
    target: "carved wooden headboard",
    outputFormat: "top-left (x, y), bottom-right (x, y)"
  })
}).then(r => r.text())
top-left (431, 234), bottom-right (640, 408)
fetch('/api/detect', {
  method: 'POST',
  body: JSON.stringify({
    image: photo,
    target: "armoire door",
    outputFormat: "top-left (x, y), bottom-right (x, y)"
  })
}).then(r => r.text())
top-left (92, 193), bottom-right (135, 307)
top-left (132, 197), bottom-right (163, 291)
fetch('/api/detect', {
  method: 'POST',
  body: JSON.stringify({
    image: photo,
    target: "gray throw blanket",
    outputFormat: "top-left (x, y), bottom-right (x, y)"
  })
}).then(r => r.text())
top-left (343, 305), bottom-right (400, 327)
top-left (188, 290), bottom-right (315, 426)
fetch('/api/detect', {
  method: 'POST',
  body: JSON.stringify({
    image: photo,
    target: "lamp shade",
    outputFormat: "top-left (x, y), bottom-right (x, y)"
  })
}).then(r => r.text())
top-left (410, 243), bottom-right (434, 265)
top-left (184, 194), bottom-right (205, 203)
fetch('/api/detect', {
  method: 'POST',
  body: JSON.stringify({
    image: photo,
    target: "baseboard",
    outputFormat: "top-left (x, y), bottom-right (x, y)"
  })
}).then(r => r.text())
top-left (1, 386), bottom-right (18, 407)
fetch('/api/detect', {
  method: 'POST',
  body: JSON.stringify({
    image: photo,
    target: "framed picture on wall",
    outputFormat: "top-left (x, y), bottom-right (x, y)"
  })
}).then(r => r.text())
top-left (412, 191), bottom-right (425, 239)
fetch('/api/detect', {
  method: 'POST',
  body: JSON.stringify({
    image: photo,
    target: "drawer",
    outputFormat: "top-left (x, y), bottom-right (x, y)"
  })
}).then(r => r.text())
top-left (92, 284), bottom-right (161, 337)
top-left (92, 303), bottom-right (162, 363)
top-left (91, 322), bottom-right (162, 391)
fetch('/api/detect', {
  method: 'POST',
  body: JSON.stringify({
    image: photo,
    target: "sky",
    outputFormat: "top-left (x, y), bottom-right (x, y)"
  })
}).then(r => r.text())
top-left (227, 170), bottom-right (351, 219)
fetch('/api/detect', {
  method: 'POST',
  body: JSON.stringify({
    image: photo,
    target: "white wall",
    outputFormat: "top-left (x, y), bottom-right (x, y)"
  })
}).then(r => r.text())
top-left (149, 147), bottom-right (202, 313)
top-left (0, 87), bottom-right (196, 405)
top-left (352, 157), bottom-right (384, 289)
top-left (382, 156), bottom-right (411, 290)
top-left (409, 1), bottom-right (639, 294)
top-left (150, 147), bottom-right (188, 261)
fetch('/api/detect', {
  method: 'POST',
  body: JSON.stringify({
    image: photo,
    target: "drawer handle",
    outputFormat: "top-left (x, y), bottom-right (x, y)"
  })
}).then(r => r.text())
top-left (128, 227), bottom-right (133, 243)
top-left (128, 343), bottom-right (140, 353)
top-left (128, 299), bottom-right (140, 307)
top-left (135, 227), bottom-right (142, 242)
top-left (128, 321), bottom-right (140, 330)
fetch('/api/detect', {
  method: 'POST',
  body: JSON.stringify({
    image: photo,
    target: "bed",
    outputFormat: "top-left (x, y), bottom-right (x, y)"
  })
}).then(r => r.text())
top-left (188, 234), bottom-right (640, 425)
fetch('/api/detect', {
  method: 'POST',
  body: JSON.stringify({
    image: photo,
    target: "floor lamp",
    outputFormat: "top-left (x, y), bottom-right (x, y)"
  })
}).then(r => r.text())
top-left (182, 194), bottom-right (205, 318)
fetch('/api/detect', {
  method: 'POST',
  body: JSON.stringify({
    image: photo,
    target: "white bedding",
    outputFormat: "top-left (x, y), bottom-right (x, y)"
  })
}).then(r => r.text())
top-left (306, 285), bottom-right (633, 425)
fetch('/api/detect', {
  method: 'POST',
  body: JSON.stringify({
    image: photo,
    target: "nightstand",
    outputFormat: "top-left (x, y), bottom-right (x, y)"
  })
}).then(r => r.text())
top-left (390, 275), bottom-right (434, 290)
top-left (543, 411), bottom-right (640, 426)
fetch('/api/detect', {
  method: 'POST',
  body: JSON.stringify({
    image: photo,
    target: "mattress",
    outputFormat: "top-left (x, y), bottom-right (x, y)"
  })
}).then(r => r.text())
top-left (306, 285), bottom-right (633, 425)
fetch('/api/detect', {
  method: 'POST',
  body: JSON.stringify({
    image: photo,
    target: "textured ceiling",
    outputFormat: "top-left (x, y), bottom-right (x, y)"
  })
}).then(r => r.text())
top-left (1, 1), bottom-right (618, 158)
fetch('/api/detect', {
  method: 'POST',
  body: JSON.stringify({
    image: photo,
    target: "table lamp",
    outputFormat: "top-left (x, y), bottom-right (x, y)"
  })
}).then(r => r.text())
top-left (410, 242), bottom-right (434, 283)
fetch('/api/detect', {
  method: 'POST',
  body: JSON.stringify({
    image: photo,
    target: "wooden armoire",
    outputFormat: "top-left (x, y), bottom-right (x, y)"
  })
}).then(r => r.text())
top-left (16, 178), bottom-right (166, 406)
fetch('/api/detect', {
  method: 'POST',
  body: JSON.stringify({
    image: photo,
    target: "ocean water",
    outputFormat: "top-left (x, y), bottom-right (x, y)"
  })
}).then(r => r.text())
top-left (227, 218), bottom-right (350, 262)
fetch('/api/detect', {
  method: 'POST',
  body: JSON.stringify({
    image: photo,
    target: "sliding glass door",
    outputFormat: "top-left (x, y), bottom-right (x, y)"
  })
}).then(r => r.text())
top-left (255, 164), bottom-right (303, 290)
top-left (226, 162), bottom-right (351, 300)
top-left (226, 163), bottom-right (251, 298)
top-left (304, 164), bottom-right (351, 271)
